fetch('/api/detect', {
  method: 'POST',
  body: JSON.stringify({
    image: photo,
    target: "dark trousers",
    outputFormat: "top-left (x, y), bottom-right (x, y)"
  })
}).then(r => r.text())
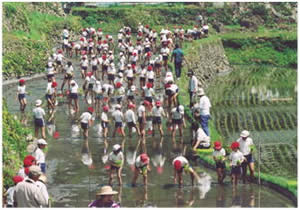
top-left (174, 62), bottom-right (182, 78)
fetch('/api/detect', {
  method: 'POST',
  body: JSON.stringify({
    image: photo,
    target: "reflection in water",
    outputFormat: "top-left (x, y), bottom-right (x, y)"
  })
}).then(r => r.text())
top-left (216, 184), bottom-right (226, 207)
top-left (175, 188), bottom-right (195, 207)
top-left (71, 124), bottom-right (80, 138)
top-left (231, 185), bottom-right (241, 207)
top-left (81, 138), bottom-right (93, 168)
top-left (133, 186), bottom-right (150, 207)
top-left (47, 120), bottom-right (56, 137)
top-left (240, 184), bottom-right (255, 207)
top-left (93, 123), bottom-right (103, 138)
top-left (196, 172), bottom-right (212, 200)
top-left (151, 138), bottom-right (166, 174)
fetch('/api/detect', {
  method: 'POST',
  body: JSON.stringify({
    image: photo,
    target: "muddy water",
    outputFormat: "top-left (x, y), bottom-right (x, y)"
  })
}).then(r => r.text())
top-left (3, 60), bottom-right (296, 207)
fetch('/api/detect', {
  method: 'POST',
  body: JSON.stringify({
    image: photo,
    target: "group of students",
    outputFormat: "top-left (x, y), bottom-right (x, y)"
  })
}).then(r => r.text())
top-left (11, 21), bottom-right (257, 207)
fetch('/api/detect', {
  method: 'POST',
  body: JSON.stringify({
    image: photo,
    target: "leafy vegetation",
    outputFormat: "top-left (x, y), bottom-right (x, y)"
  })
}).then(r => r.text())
top-left (3, 2), bottom-right (83, 79)
top-left (3, 101), bottom-right (33, 187)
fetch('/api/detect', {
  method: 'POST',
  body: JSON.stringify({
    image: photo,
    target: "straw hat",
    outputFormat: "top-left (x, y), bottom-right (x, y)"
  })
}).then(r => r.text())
top-left (198, 88), bottom-right (205, 96)
top-left (26, 144), bottom-right (37, 154)
top-left (39, 174), bottom-right (47, 183)
top-left (35, 99), bottom-right (42, 106)
top-left (240, 130), bottom-right (250, 138)
top-left (96, 186), bottom-right (118, 196)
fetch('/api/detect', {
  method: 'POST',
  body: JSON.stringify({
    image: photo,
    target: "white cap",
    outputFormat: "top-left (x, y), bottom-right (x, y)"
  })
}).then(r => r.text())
top-left (130, 85), bottom-right (136, 91)
top-left (179, 105), bottom-right (184, 114)
top-left (127, 64), bottom-right (131, 67)
top-left (109, 50), bottom-right (113, 54)
top-left (119, 52), bottom-right (124, 56)
top-left (35, 99), bottom-right (42, 106)
top-left (240, 130), bottom-right (250, 138)
top-left (198, 88), bottom-right (205, 96)
top-left (37, 139), bottom-right (48, 145)
top-left (96, 81), bottom-right (101, 85)
top-left (118, 72), bottom-right (123, 77)
top-left (70, 80), bottom-right (76, 84)
top-left (48, 62), bottom-right (53, 67)
top-left (113, 144), bottom-right (121, 152)
top-left (115, 104), bottom-right (121, 109)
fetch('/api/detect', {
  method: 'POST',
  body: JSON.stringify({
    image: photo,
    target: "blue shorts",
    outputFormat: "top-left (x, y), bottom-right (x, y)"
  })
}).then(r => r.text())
top-left (115, 122), bottom-right (123, 128)
top-left (81, 122), bottom-right (88, 129)
top-left (40, 163), bottom-right (46, 173)
top-left (82, 66), bottom-right (88, 71)
top-left (70, 93), bottom-right (78, 99)
top-left (231, 166), bottom-right (242, 175)
top-left (35, 118), bottom-right (45, 127)
top-left (152, 116), bottom-right (162, 124)
top-left (45, 94), bottom-right (53, 100)
top-left (101, 122), bottom-right (108, 128)
top-left (138, 117), bottom-right (145, 124)
top-left (88, 84), bottom-right (93, 90)
top-left (172, 119), bottom-right (183, 125)
top-left (92, 66), bottom-right (98, 71)
top-left (127, 122), bottom-right (136, 127)
top-left (108, 74), bottom-right (115, 81)
top-left (216, 162), bottom-right (226, 169)
top-left (244, 154), bottom-right (255, 163)
top-left (18, 94), bottom-right (26, 100)
top-left (95, 94), bottom-right (103, 100)
top-left (145, 97), bottom-right (152, 103)
top-left (128, 95), bottom-right (134, 100)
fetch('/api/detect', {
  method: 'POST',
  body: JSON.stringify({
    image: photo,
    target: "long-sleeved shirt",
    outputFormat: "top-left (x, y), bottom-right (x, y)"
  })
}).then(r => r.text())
top-left (189, 75), bottom-right (198, 92)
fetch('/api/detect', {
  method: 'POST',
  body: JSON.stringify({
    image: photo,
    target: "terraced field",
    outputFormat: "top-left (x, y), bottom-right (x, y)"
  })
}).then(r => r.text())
top-left (207, 65), bottom-right (297, 179)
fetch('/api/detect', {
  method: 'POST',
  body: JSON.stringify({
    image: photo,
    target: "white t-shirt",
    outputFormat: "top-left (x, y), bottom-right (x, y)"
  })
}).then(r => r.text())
top-left (112, 110), bottom-right (123, 123)
top-left (196, 127), bottom-right (209, 142)
top-left (167, 84), bottom-right (178, 93)
top-left (138, 105), bottom-right (145, 117)
top-left (65, 65), bottom-right (73, 75)
top-left (143, 87), bottom-right (155, 97)
top-left (56, 54), bottom-right (64, 62)
top-left (229, 150), bottom-right (244, 166)
top-left (33, 107), bottom-right (45, 119)
top-left (108, 151), bottom-right (124, 166)
top-left (152, 106), bottom-right (165, 117)
top-left (18, 86), bottom-right (26, 94)
top-left (46, 66), bottom-right (55, 75)
top-left (199, 95), bottom-right (211, 115)
top-left (146, 71), bottom-right (155, 80)
top-left (125, 69), bottom-right (134, 78)
top-left (91, 59), bottom-right (98, 66)
top-left (171, 107), bottom-right (183, 120)
top-left (125, 109), bottom-right (136, 123)
top-left (93, 84), bottom-right (102, 94)
top-left (115, 86), bottom-right (125, 96)
top-left (237, 137), bottom-right (254, 156)
top-left (70, 83), bottom-right (79, 94)
top-left (101, 112), bottom-right (108, 122)
top-left (135, 155), bottom-right (148, 168)
top-left (80, 112), bottom-right (93, 124)
top-left (161, 47), bottom-right (170, 56)
top-left (172, 156), bottom-right (189, 168)
top-left (212, 148), bottom-right (226, 158)
top-left (140, 68), bottom-right (147, 78)
top-left (33, 148), bottom-right (45, 164)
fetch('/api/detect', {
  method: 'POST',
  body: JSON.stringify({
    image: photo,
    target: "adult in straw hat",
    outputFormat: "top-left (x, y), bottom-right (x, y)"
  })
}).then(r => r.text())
top-left (237, 130), bottom-right (255, 183)
top-left (88, 186), bottom-right (120, 208)
top-left (197, 88), bottom-right (211, 137)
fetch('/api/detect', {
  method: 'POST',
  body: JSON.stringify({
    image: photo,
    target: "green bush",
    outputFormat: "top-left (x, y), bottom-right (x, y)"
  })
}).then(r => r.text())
top-left (3, 101), bottom-right (32, 187)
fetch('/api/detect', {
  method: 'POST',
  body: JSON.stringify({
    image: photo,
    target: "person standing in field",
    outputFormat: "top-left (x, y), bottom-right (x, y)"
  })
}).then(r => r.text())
top-left (171, 44), bottom-right (186, 80)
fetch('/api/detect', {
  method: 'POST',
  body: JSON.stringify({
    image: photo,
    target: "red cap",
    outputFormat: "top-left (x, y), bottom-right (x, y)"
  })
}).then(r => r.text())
top-left (13, 176), bottom-right (24, 184)
top-left (57, 49), bottom-right (63, 54)
top-left (24, 167), bottom-right (30, 175)
top-left (97, 41), bottom-right (102, 45)
top-left (133, 52), bottom-right (137, 56)
top-left (147, 65), bottom-right (153, 71)
top-left (145, 24), bottom-right (149, 28)
top-left (80, 37), bottom-right (84, 41)
top-left (147, 52), bottom-right (151, 57)
top-left (165, 83), bottom-right (171, 88)
top-left (87, 72), bottom-right (93, 77)
top-left (19, 79), bottom-right (25, 84)
top-left (140, 153), bottom-right (149, 164)
top-left (174, 160), bottom-right (182, 171)
top-left (155, 101), bottom-right (161, 106)
top-left (143, 100), bottom-right (151, 106)
top-left (71, 42), bottom-right (75, 46)
top-left (103, 106), bottom-right (109, 112)
top-left (231, 142), bottom-right (240, 149)
top-left (157, 166), bottom-right (163, 174)
top-left (138, 32), bottom-right (143, 36)
top-left (23, 155), bottom-right (36, 167)
top-left (146, 83), bottom-right (153, 88)
top-left (214, 141), bottom-right (222, 150)
top-left (51, 82), bottom-right (57, 88)
top-left (106, 34), bottom-right (109, 39)
top-left (88, 38), bottom-right (93, 42)
top-left (88, 107), bottom-right (94, 113)
top-left (98, 28), bottom-right (102, 31)
top-left (103, 40), bottom-right (107, 44)
top-left (116, 82), bottom-right (122, 88)
top-left (82, 28), bottom-right (86, 31)
top-left (131, 64), bottom-right (136, 69)
top-left (102, 55), bottom-right (107, 60)
top-left (128, 103), bottom-right (136, 109)
top-left (81, 50), bottom-right (86, 55)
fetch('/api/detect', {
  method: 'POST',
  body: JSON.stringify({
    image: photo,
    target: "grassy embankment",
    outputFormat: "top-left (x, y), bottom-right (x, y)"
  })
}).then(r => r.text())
top-left (3, 3), bottom-right (82, 79)
top-left (176, 26), bottom-right (297, 198)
